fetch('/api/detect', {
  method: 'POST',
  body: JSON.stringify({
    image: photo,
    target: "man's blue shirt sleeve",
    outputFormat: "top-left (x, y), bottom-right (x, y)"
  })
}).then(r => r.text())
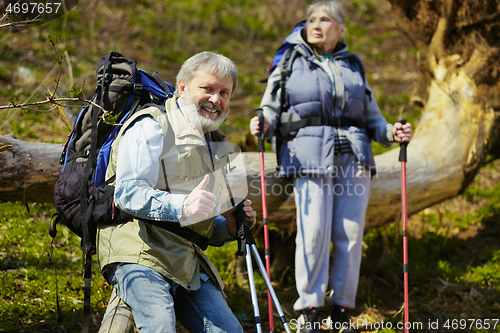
top-left (113, 116), bottom-right (186, 222)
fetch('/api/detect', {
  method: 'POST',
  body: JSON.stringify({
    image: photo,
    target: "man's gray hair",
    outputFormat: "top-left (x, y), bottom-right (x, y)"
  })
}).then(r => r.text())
top-left (306, 1), bottom-right (346, 26)
top-left (175, 51), bottom-right (238, 95)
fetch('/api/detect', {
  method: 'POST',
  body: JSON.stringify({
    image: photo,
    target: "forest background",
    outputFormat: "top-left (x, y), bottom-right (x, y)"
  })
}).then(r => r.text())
top-left (0, 0), bottom-right (499, 332)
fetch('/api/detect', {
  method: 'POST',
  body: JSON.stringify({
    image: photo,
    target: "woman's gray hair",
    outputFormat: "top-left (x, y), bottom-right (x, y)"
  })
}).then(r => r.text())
top-left (175, 51), bottom-right (238, 96)
top-left (306, 1), bottom-right (346, 25)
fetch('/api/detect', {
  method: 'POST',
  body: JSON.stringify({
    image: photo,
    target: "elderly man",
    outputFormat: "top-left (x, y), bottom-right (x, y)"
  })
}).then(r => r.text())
top-left (97, 51), bottom-right (256, 333)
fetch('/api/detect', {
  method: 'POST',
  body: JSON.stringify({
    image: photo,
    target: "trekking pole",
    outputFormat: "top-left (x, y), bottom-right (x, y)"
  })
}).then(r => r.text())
top-left (235, 202), bottom-right (292, 333)
top-left (245, 241), bottom-right (262, 333)
top-left (398, 119), bottom-right (409, 332)
top-left (255, 108), bottom-right (275, 332)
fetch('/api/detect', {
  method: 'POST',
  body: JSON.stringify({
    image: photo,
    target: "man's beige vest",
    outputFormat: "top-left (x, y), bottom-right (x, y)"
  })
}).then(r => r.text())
top-left (97, 98), bottom-right (233, 291)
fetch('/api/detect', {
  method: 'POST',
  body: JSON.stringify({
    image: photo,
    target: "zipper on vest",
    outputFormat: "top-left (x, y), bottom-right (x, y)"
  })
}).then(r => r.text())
top-left (328, 57), bottom-right (346, 115)
top-left (289, 138), bottom-right (297, 164)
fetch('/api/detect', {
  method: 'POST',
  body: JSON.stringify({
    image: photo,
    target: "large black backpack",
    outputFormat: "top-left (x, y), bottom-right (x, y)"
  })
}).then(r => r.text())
top-left (50, 51), bottom-right (174, 332)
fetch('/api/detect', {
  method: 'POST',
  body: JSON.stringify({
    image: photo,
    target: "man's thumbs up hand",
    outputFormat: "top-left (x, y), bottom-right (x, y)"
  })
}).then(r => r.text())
top-left (182, 175), bottom-right (217, 220)
top-left (195, 174), bottom-right (210, 191)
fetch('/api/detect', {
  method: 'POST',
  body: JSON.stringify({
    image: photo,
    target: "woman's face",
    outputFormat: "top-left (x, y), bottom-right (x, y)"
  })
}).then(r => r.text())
top-left (306, 8), bottom-right (346, 54)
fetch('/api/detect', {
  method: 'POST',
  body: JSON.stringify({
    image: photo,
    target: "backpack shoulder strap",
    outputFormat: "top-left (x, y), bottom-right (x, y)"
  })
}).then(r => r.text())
top-left (346, 53), bottom-right (365, 80)
top-left (345, 53), bottom-right (372, 102)
top-left (272, 46), bottom-right (301, 167)
top-left (114, 105), bottom-right (168, 148)
top-left (105, 104), bottom-right (169, 185)
top-left (279, 47), bottom-right (301, 114)
top-left (142, 70), bottom-right (174, 97)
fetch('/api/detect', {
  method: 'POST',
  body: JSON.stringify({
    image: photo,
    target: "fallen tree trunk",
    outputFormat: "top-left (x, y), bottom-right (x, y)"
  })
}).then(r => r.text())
top-left (0, 135), bottom-right (424, 229)
top-left (0, 134), bottom-right (62, 203)
top-left (2, 111), bottom-right (499, 234)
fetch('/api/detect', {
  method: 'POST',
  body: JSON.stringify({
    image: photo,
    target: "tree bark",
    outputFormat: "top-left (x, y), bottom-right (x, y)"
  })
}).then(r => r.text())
top-left (387, 0), bottom-right (500, 198)
top-left (0, 134), bottom-right (62, 203)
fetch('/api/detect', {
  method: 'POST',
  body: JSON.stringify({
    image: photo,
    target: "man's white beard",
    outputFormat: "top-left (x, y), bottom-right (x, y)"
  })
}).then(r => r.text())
top-left (181, 89), bottom-right (229, 133)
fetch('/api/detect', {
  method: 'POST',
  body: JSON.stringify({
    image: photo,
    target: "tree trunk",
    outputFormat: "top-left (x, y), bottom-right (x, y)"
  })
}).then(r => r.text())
top-left (383, 0), bottom-right (500, 227)
top-left (0, 134), bottom-right (62, 203)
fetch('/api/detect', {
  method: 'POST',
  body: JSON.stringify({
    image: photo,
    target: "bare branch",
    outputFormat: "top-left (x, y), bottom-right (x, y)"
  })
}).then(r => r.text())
top-left (51, 89), bottom-right (76, 131)
top-left (0, 97), bottom-right (82, 111)
top-left (46, 35), bottom-right (65, 100)
top-left (0, 17), bottom-right (43, 29)
top-left (444, 0), bottom-right (458, 28)
top-left (0, 12), bottom-right (10, 23)
top-left (388, 0), bottom-right (428, 52)
top-left (428, 0), bottom-right (458, 61)
top-left (0, 96), bottom-right (121, 127)
top-left (64, 50), bottom-right (74, 89)
top-left (0, 0), bottom-right (20, 24)
top-left (0, 97), bottom-right (106, 120)
top-left (456, 11), bottom-right (500, 29)
top-left (0, 3), bottom-right (44, 30)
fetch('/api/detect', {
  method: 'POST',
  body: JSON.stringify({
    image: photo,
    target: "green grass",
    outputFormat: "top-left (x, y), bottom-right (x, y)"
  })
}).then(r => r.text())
top-left (1, 180), bottom-right (499, 332)
top-left (358, 180), bottom-right (500, 332)
top-left (0, 202), bottom-right (111, 332)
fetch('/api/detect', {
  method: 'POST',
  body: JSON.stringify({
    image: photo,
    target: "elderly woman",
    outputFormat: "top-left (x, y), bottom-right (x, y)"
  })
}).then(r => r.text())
top-left (250, 1), bottom-right (412, 332)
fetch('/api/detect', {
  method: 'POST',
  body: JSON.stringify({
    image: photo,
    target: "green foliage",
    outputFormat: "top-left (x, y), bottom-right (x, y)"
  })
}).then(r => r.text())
top-left (8, 96), bottom-right (19, 106)
top-left (0, 42), bottom-right (23, 61)
top-left (463, 182), bottom-right (500, 201)
top-left (0, 202), bottom-right (110, 332)
top-left (438, 246), bottom-right (500, 288)
top-left (0, 201), bottom-right (276, 331)
top-left (437, 260), bottom-right (465, 282)
top-left (69, 83), bottom-right (83, 97)
top-left (384, 30), bottom-right (399, 39)
top-left (467, 247), bottom-right (500, 286)
top-left (0, 67), bottom-right (10, 81)
top-left (371, 49), bottom-right (389, 60)
top-left (102, 112), bottom-right (119, 125)
top-left (371, 141), bottom-right (395, 156)
top-left (0, 165), bottom-right (498, 332)
top-left (361, 180), bottom-right (500, 323)
top-left (53, 53), bottom-right (65, 64)
top-left (205, 241), bottom-right (238, 286)
top-left (351, 0), bottom-right (378, 22)
top-left (238, 69), bottom-right (263, 96)
top-left (24, 112), bottom-right (45, 123)
top-left (12, 120), bottom-right (38, 138)
top-left (371, 91), bottom-right (421, 156)
top-left (220, 117), bottom-right (251, 136)
top-left (46, 33), bottom-right (60, 46)
top-left (3, 1), bottom-right (497, 330)
top-left (347, 23), bottom-right (367, 40)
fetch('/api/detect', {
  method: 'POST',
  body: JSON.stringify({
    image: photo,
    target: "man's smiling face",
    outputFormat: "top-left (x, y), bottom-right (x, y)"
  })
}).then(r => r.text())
top-left (179, 71), bottom-right (233, 133)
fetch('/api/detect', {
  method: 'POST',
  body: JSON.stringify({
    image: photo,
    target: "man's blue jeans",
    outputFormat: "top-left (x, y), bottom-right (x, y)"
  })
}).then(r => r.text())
top-left (104, 263), bottom-right (244, 333)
